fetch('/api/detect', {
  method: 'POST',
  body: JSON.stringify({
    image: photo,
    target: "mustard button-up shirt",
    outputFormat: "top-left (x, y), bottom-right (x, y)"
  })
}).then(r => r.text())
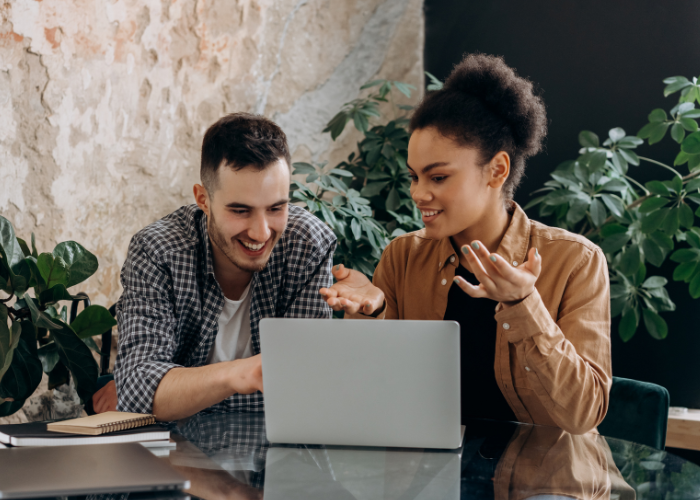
top-left (352, 202), bottom-right (612, 434)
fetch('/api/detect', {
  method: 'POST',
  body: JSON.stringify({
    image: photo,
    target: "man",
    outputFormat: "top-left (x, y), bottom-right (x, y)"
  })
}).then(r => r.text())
top-left (104, 113), bottom-right (335, 420)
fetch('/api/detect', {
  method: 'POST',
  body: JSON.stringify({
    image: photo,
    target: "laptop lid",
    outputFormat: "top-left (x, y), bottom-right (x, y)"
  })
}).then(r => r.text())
top-left (0, 442), bottom-right (189, 499)
top-left (260, 318), bottom-right (461, 449)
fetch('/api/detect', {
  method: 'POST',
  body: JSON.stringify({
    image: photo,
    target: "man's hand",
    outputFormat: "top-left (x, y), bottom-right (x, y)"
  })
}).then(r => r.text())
top-left (92, 380), bottom-right (118, 413)
top-left (454, 242), bottom-right (541, 305)
top-left (319, 264), bottom-right (385, 315)
top-left (230, 354), bottom-right (263, 394)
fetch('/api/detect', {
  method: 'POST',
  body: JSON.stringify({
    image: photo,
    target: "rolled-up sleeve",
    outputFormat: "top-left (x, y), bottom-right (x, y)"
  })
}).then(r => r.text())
top-left (114, 237), bottom-right (181, 414)
top-left (495, 247), bottom-right (612, 434)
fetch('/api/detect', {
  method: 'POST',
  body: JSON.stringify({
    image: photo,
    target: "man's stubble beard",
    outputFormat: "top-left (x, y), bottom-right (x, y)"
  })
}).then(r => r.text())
top-left (208, 211), bottom-right (275, 273)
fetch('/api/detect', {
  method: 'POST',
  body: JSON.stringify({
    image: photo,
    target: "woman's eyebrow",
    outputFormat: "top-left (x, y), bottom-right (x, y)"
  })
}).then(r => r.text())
top-left (406, 162), bottom-right (450, 174)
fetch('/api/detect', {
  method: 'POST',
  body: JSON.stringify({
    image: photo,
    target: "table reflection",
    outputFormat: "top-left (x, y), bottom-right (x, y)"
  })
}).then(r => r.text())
top-left (154, 412), bottom-right (700, 500)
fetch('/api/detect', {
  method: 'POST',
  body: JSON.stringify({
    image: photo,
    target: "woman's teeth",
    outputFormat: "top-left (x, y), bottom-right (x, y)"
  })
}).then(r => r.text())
top-left (421, 210), bottom-right (442, 217)
top-left (241, 241), bottom-right (265, 251)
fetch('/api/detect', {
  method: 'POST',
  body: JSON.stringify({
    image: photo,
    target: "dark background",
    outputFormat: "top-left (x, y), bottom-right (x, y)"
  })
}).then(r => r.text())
top-left (423, 0), bottom-right (700, 411)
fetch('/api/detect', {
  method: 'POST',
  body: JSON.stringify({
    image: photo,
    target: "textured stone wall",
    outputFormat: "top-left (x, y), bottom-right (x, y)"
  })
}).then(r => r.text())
top-left (0, 0), bottom-right (424, 311)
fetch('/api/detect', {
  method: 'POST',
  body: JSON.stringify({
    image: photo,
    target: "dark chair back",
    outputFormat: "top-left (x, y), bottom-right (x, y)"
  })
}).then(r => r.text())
top-left (598, 376), bottom-right (670, 450)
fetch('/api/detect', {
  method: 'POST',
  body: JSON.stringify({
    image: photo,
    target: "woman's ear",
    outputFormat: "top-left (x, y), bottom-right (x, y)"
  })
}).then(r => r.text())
top-left (487, 151), bottom-right (511, 190)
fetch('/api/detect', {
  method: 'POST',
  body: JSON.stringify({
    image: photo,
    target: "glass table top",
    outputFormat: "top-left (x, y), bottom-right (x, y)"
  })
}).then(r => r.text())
top-left (121, 412), bottom-right (700, 500)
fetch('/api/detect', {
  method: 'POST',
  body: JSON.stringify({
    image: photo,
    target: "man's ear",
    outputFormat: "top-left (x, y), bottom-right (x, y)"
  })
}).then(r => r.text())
top-left (487, 151), bottom-right (511, 190)
top-left (193, 184), bottom-right (211, 216)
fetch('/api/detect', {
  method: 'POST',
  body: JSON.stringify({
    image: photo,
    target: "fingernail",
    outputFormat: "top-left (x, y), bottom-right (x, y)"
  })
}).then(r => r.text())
top-left (471, 242), bottom-right (479, 250)
top-left (334, 264), bottom-right (340, 271)
top-left (462, 246), bottom-right (469, 255)
top-left (319, 291), bottom-right (326, 296)
top-left (489, 255), bottom-right (497, 262)
top-left (453, 278), bottom-right (459, 284)
top-left (535, 248), bottom-right (539, 257)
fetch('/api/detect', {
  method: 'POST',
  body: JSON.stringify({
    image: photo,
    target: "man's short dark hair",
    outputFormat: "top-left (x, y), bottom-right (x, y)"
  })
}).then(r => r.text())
top-left (200, 113), bottom-right (292, 192)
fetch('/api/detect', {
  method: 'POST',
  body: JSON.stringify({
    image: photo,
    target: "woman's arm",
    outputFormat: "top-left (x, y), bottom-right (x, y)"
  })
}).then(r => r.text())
top-left (495, 247), bottom-right (612, 434)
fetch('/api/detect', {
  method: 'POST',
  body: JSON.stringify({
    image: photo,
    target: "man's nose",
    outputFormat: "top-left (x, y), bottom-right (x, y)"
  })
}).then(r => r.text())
top-left (248, 213), bottom-right (271, 242)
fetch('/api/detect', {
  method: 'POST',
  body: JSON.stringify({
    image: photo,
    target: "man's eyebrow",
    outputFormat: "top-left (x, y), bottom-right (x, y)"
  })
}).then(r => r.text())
top-left (225, 199), bottom-right (290, 209)
top-left (406, 162), bottom-right (450, 174)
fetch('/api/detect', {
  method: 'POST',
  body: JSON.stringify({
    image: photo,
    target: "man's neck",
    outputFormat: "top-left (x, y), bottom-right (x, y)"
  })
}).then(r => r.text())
top-left (209, 238), bottom-right (253, 301)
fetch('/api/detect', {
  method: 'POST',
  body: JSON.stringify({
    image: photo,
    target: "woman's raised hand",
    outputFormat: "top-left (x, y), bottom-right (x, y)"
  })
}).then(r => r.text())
top-left (319, 264), bottom-right (385, 315)
top-left (454, 242), bottom-right (542, 306)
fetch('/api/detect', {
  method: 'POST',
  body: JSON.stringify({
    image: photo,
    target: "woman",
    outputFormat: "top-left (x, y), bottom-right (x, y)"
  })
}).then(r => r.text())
top-left (320, 53), bottom-right (611, 435)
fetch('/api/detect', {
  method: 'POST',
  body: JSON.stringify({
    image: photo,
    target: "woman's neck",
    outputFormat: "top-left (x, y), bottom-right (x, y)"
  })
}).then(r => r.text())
top-left (450, 202), bottom-right (512, 270)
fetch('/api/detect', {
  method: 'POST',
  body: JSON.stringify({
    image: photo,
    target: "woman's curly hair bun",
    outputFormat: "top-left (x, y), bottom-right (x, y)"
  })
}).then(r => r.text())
top-left (411, 53), bottom-right (547, 199)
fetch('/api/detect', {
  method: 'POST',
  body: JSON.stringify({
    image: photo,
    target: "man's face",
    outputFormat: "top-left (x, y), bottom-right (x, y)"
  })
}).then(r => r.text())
top-left (203, 159), bottom-right (290, 273)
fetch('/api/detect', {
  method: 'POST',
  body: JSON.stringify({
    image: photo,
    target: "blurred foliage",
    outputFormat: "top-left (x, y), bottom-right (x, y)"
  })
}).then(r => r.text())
top-left (527, 76), bottom-right (700, 341)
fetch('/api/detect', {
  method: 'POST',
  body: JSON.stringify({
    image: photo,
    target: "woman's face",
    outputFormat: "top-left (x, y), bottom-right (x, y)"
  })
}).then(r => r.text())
top-left (407, 127), bottom-right (508, 240)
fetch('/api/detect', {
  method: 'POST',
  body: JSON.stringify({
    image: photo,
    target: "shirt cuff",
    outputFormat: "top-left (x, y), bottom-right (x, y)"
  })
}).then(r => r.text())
top-left (494, 288), bottom-right (555, 345)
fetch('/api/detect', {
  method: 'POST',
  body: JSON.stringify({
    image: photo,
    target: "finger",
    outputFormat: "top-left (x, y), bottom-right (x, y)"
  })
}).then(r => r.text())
top-left (452, 276), bottom-right (488, 298)
top-left (340, 298), bottom-right (362, 315)
top-left (461, 243), bottom-right (496, 289)
top-left (319, 287), bottom-right (338, 299)
top-left (484, 251), bottom-right (522, 284)
top-left (523, 247), bottom-right (542, 278)
top-left (332, 264), bottom-right (351, 281)
top-left (325, 297), bottom-right (345, 311)
top-left (94, 398), bottom-right (105, 414)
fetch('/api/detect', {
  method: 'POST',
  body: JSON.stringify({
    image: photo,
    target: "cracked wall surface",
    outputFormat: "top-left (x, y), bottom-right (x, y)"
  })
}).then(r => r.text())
top-left (0, 0), bottom-right (424, 310)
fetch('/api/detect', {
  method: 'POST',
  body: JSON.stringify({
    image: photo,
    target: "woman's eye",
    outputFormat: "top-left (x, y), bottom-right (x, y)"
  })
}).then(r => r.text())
top-left (432, 176), bottom-right (446, 183)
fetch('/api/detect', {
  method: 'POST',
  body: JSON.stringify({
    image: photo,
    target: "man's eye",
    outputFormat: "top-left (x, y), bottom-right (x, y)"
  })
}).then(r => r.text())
top-left (231, 210), bottom-right (248, 215)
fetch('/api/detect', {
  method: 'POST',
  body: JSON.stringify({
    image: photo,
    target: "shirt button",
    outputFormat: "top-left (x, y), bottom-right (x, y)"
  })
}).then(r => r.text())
top-left (512, 261), bottom-right (518, 267)
top-left (525, 366), bottom-right (531, 372)
top-left (503, 323), bottom-right (511, 330)
top-left (450, 256), bottom-right (455, 263)
top-left (441, 279), bottom-right (447, 285)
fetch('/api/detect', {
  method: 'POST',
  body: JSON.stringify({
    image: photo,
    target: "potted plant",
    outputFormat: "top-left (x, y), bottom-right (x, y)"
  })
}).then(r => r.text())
top-left (0, 216), bottom-right (116, 417)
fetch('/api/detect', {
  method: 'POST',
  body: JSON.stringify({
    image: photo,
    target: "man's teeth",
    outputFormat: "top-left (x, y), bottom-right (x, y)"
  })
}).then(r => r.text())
top-left (421, 210), bottom-right (442, 217)
top-left (241, 241), bottom-right (265, 251)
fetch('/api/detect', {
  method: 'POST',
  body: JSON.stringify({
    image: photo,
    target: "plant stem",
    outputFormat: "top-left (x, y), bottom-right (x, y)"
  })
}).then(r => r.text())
top-left (624, 175), bottom-right (650, 195)
top-left (638, 156), bottom-right (683, 178)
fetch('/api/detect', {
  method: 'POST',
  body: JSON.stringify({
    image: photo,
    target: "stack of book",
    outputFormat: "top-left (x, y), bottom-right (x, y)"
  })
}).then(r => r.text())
top-left (0, 412), bottom-right (175, 457)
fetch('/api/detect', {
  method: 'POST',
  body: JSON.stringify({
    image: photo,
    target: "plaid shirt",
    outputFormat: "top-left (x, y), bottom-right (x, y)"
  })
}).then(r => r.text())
top-left (114, 204), bottom-right (336, 415)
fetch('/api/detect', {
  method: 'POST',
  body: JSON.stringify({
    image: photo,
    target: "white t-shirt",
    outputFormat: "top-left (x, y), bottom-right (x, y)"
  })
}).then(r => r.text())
top-left (207, 282), bottom-right (253, 364)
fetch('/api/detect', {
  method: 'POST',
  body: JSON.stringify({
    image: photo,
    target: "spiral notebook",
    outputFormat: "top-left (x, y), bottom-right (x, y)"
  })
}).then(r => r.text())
top-left (47, 411), bottom-right (156, 436)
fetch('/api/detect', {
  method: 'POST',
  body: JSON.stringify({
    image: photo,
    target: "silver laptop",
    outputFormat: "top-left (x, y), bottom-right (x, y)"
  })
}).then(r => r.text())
top-left (260, 318), bottom-right (461, 449)
top-left (0, 442), bottom-right (189, 499)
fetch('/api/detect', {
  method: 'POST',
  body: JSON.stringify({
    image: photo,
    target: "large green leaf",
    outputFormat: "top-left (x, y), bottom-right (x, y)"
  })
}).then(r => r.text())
top-left (641, 208), bottom-right (669, 234)
top-left (24, 296), bottom-right (61, 330)
top-left (578, 131), bottom-right (599, 147)
top-left (619, 244), bottom-right (642, 276)
top-left (646, 181), bottom-right (670, 197)
top-left (0, 318), bottom-right (21, 384)
top-left (619, 307), bottom-right (639, 342)
top-left (680, 203), bottom-right (695, 229)
top-left (643, 309), bottom-right (668, 340)
top-left (0, 216), bottom-right (23, 271)
top-left (682, 131), bottom-right (700, 154)
top-left (639, 197), bottom-right (670, 214)
top-left (52, 242), bottom-right (99, 288)
top-left (48, 360), bottom-right (70, 390)
top-left (0, 325), bottom-right (43, 401)
top-left (36, 253), bottom-right (69, 290)
top-left (0, 399), bottom-right (25, 417)
top-left (642, 239), bottom-right (665, 267)
top-left (50, 320), bottom-right (98, 403)
top-left (37, 342), bottom-right (59, 373)
top-left (590, 199), bottom-right (606, 227)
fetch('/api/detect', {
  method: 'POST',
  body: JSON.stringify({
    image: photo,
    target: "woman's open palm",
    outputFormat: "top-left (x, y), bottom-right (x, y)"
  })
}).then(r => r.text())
top-left (319, 264), bottom-right (385, 315)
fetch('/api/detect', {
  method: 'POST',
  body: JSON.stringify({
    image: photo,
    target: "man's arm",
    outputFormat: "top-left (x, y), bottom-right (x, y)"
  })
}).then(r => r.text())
top-left (152, 355), bottom-right (262, 421)
top-left (114, 236), bottom-right (260, 420)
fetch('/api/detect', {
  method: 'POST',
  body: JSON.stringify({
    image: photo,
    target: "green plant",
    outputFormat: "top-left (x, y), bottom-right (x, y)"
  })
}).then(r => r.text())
top-left (527, 75), bottom-right (700, 341)
top-left (0, 216), bottom-right (116, 416)
top-left (290, 79), bottom-right (423, 277)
